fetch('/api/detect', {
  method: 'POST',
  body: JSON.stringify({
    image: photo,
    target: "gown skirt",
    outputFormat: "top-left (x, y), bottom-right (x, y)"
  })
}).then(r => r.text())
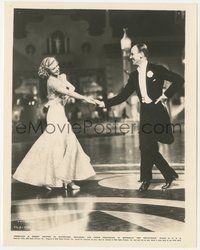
top-left (13, 101), bottom-right (96, 187)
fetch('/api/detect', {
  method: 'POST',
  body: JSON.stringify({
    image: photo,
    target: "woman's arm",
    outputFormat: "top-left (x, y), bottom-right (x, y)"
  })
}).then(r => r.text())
top-left (66, 91), bottom-right (95, 105)
top-left (48, 76), bottom-right (95, 104)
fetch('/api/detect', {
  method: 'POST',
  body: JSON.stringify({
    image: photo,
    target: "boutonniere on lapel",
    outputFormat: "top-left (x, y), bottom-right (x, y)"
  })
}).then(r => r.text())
top-left (147, 70), bottom-right (154, 78)
top-left (147, 70), bottom-right (156, 82)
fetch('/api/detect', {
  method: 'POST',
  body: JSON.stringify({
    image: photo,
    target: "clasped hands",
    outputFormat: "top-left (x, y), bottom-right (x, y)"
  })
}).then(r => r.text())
top-left (83, 97), bottom-right (105, 107)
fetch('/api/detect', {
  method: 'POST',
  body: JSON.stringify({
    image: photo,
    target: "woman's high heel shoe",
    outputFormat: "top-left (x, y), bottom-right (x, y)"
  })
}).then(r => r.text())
top-left (67, 181), bottom-right (80, 190)
top-left (45, 185), bottom-right (52, 191)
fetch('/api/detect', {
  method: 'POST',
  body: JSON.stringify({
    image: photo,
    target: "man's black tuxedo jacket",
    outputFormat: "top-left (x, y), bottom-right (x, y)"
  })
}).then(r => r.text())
top-left (104, 63), bottom-right (184, 108)
top-left (104, 63), bottom-right (184, 144)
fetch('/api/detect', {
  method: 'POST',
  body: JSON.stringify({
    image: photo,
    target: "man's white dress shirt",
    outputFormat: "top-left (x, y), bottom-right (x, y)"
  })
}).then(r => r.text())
top-left (137, 60), bottom-right (152, 104)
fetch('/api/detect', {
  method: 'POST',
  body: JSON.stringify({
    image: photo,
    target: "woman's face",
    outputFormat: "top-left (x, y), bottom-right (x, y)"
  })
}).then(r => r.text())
top-left (49, 60), bottom-right (60, 76)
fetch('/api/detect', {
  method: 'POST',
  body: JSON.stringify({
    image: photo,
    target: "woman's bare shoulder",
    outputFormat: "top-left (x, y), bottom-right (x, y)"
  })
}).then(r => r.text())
top-left (48, 76), bottom-right (60, 86)
top-left (58, 73), bottom-right (67, 81)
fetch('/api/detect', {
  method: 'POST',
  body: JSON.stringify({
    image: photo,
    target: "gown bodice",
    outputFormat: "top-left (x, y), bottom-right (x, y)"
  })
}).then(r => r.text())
top-left (45, 74), bottom-right (72, 107)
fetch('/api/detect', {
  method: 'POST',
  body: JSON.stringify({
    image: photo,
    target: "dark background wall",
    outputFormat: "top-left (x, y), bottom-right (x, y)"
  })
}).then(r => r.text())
top-left (13, 9), bottom-right (185, 96)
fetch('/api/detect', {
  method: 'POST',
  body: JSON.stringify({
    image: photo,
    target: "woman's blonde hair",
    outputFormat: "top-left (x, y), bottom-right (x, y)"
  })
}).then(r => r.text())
top-left (38, 57), bottom-right (58, 79)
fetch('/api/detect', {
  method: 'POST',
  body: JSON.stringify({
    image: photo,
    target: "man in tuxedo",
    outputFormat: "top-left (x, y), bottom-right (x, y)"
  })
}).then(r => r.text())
top-left (96, 43), bottom-right (184, 191)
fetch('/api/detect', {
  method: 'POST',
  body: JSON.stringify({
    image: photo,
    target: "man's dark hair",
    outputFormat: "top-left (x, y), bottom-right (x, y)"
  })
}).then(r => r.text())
top-left (136, 43), bottom-right (148, 58)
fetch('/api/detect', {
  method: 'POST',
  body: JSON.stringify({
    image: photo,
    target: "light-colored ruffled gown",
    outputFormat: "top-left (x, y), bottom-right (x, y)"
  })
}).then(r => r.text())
top-left (13, 74), bottom-right (96, 187)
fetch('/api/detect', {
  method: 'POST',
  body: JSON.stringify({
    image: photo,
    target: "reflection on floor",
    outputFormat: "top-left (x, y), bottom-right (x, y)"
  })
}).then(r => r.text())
top-left (11, 168), bottom-right (185, 232)
top-left (11, 131), bottom-right (184, 232)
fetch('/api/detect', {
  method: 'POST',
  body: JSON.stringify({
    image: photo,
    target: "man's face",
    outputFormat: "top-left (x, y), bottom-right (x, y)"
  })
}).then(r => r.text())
top-left (129, 46), bottom-right (143, 66)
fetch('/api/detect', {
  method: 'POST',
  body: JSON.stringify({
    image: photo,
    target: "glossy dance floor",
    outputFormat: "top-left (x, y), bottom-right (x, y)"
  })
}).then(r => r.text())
top-left (11, 133), bottom-right (185, 232)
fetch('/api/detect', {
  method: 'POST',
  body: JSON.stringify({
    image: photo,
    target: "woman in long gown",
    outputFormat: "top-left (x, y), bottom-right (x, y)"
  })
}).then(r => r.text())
top-left (13, 57), bottom-right (96, 190)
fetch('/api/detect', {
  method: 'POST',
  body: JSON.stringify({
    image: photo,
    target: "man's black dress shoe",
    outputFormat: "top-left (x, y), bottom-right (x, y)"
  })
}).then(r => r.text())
top-left (139, 181), bottom-right (150, 191)
top-left (171, 168), bottom-right (179, 179)
top-left (162, 177), bottom-right (176, 189)
top-left (171, 170), bottom-right (179, 179)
